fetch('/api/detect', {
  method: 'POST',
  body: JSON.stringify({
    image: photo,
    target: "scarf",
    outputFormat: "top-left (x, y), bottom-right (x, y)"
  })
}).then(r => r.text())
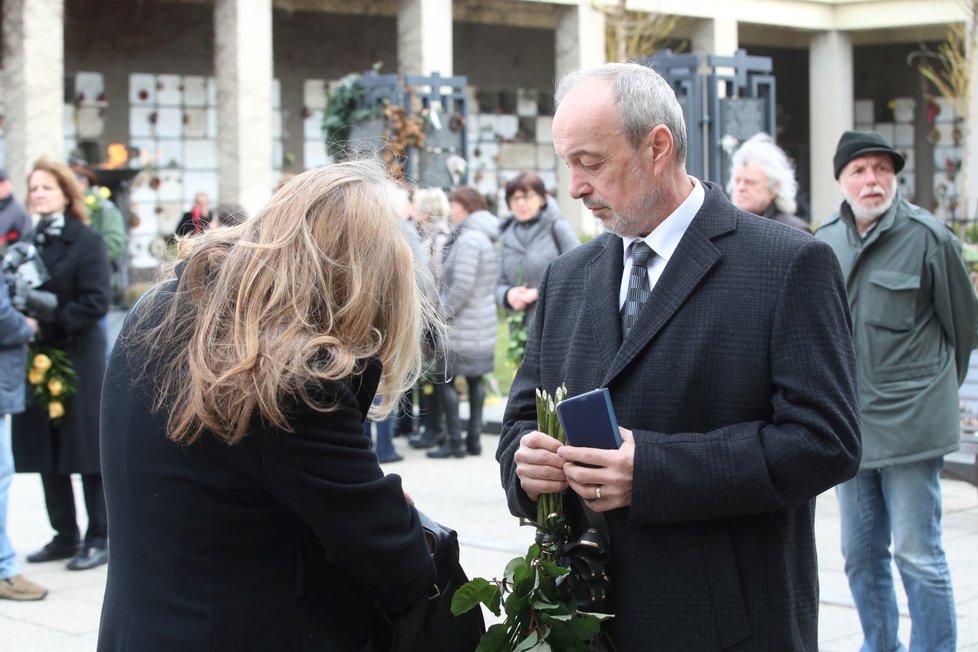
top-left (190, 206), bottom-right (205, 234)
top-left (34, 213), bottom-right (66, 248)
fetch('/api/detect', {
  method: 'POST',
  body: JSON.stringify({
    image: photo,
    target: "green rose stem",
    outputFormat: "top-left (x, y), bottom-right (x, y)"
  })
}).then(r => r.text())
top-left (534, 385), bottom-right (568, 561)
top-left (535, 388), bottom-right (548, 527)
top-left (450, 382), bottom-right (612, 651)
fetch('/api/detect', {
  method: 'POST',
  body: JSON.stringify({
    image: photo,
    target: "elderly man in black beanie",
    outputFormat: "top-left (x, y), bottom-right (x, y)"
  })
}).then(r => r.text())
top-left (816, 130), bottom-right (978, 652)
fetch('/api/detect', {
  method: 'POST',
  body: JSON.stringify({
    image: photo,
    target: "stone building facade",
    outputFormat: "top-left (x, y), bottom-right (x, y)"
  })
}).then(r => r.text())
top-left (0, 0), bottom-right (972, 273)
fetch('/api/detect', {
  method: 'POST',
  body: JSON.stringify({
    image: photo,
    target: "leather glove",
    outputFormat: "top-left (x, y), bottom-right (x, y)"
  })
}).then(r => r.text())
top-left (23, 289), bottom-right (58, 322)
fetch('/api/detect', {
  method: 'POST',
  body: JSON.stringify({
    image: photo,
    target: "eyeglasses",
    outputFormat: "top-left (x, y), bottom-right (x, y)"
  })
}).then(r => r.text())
top-left (509, 193), bottom-right (541, 203)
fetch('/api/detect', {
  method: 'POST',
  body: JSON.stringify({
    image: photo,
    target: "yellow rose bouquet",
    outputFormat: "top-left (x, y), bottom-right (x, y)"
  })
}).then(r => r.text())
top-left (27, 345), bottom-right (78, 425)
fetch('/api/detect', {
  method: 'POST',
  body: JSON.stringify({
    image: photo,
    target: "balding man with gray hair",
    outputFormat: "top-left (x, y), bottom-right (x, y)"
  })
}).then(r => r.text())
top-left (728, 132), bottom-right (810, 232)
top-left (497, 61), bottom-right (859, 649)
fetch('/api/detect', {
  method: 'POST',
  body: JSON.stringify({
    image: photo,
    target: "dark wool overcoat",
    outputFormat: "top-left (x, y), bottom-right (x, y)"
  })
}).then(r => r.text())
top-left (97, 285), bottom-right (436, 651)
top-left (13, 217), bottom-right (110, 474)
top-left (497, 183), bottom-right (862, 651)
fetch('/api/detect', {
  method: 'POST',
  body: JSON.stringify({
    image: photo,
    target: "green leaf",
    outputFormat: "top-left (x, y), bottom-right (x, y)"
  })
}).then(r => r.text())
top-left (489, 587), bottom-right (502, 616)
top-left (511, 574), bottom-right (536, 602)
top-left (504, 556), bottom-right (528, 586)
top-left (537, 559), bottom-right (571, 578)
top-left (544, 621), bottom-right (589, 652)
top-left (513, 630), bottom-right (539, 651)
top-left (503, 587), bottom-right (531, 617)
top-left (531, 599), bottom-right (561, 611)
top-left (475, 623), bottom-right (510, 652)
top-left (451, 578), bottom-right (501, 616)
top-left (567, 614), bottom-right (603, 640)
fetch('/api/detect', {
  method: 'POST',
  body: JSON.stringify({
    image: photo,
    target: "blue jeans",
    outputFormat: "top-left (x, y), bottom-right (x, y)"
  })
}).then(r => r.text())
top-left (836, 457), bottom-right (956, 652)
top-left (364, 417), bottom-right (396, 462)
top-left (0, 416), bottom-right (20, 580)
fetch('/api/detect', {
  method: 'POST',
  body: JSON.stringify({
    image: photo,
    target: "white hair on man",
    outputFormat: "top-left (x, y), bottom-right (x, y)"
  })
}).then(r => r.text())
top-left (727, 133), bottom-right (798, 215)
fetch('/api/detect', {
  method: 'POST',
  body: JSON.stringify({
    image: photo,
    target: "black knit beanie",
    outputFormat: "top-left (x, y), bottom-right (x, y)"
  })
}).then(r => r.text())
top-left (833, 130), bottom-right (905, 179)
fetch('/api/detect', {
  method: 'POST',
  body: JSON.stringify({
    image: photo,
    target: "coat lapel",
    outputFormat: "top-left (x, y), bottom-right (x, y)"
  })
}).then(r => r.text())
top-left (600, 185), bottom-right (735, 387)
top-left (583, 234), bottom-right (625, 380)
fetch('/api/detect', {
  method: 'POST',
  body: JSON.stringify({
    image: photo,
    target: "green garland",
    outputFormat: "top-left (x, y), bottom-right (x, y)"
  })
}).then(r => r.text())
top-left (321, 73), bottom-right (384, 161)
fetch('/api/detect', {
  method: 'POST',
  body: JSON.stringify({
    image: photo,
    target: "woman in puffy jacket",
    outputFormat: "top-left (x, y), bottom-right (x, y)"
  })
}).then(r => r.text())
top-left (427, 187), bottom-right (499, 459)
top-left (496, 172), bottom-right (580, 331)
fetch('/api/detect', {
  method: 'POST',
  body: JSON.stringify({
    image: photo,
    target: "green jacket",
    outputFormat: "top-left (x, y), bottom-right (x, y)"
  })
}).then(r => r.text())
top-left (816, 194), bottom-right (978, 468)
top-left (85, 188), bottom-right (126, 261)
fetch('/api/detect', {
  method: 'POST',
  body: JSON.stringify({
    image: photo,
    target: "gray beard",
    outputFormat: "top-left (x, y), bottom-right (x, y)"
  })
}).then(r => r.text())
top-left (850, 192), bottom-right (895, 223)
top-left (601, 175), bottom-right (664, 237)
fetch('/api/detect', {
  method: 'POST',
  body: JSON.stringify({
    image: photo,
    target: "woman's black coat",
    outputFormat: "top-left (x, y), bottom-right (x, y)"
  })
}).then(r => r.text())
top-left (13, 217), bottom-right (110, 473)
top-left (97, 288), bottom-right (436, 651)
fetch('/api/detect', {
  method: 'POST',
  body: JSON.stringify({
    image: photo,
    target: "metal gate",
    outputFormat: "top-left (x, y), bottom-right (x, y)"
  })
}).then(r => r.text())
top-left (348, 70), bottom-right (469, 187)
top-left (641, 49), bottom-right (776, 190)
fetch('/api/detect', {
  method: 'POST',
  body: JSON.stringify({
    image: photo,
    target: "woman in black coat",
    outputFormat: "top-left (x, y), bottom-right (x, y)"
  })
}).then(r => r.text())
top-left (97, 161), bottom-right (441, 651)
top-left (12, 158), bottom-right (111, 572)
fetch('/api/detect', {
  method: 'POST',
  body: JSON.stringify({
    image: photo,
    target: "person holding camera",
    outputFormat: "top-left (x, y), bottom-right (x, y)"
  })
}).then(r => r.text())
top-left (0, 273), bottom-right (45, 600)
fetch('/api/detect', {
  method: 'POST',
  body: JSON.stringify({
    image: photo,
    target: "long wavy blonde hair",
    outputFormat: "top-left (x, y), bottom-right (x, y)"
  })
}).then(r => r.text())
top-left (136, 159), bottom-right (439, 445)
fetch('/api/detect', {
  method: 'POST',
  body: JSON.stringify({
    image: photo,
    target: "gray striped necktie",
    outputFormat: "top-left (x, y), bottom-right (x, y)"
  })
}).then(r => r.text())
top-left (621, 240), bottom-right (654, 336)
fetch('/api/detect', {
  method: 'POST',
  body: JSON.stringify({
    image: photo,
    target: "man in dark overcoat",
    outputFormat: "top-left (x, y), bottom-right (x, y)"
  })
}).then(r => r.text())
top-left (496, 62), bottom-right (861, 650)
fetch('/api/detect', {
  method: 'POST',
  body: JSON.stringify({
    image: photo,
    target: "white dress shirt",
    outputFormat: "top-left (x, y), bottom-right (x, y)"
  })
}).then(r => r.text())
top-left (619, 178), bottom-right (705, 309)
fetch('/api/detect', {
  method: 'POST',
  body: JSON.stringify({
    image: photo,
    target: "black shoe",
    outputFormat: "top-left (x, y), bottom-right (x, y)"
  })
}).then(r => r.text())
top-left (378, 453), bottom-right (404, 464)
top-left (409, 430), bottom-right (440, 449)
top-left (26, 540), bottom-right (81, 563)
top-left (66, 546), bottom-right (108, 571)
top-left (427, 441), bottom-right (466, 459)
top-left (466, 436), bottom-right (482, 456)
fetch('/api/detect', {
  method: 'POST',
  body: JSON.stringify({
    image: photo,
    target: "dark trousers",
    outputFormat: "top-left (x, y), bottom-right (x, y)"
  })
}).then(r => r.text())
top-left (40, 473), bottom-right (107, 548)
top-left (395, 387), bottom-right (419, 435)
top-left (464, 376), bottom-right (485, 439)
top-left (432, 381), bottom-right (461, 441)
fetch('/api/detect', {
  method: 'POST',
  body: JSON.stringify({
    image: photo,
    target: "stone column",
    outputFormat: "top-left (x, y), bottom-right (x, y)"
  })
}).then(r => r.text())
top-left (809, 30), bottom-right (853, 224)
top-left (398, 0), bottom-right (453, 76)
top-left (554, 1), bottom-right (606, 235)
top-left (215, 0), bottom-right (273, 215)
top-left (691, 16), bottom-right (739, 58)
top-left (965, 17), bottom-right (978, 220)
top-left (2, 0), bottom-right (65, 200)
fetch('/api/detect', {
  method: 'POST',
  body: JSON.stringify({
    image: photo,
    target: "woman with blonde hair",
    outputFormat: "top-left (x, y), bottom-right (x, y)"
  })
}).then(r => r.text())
top-left (97, 160), bottom-right (442, 650)
top-left (12, 157), bottom-right (111, 572)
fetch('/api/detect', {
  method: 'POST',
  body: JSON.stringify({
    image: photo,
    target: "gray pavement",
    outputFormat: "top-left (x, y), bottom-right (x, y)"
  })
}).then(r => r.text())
top-left (1, 309), bottom-right (976, 649)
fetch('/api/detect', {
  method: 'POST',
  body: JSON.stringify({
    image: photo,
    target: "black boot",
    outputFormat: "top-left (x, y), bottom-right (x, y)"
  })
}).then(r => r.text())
top-left (465, 376), bottom-right (484, 455)
top-left (410, 386), bottom-right (443, 449)
top-left (426, 437), bottom-right (466, 459)
top-left (409, 428), bottom-right (440, 449)
top-left (427, 382), bottom-right (465, 459)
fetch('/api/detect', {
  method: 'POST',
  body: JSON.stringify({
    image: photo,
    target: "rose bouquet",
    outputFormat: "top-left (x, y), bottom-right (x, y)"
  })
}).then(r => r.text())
top-left (451, 385), bottom-right (612, 651)
top-left (27, 344), bottom-right (77, 425)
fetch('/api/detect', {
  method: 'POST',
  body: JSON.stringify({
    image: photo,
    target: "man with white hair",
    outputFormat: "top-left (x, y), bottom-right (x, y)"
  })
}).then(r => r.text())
top-left (816, 129), bottom-right (978, 652)
top-left (728, 132), bottom-right (810, 232)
